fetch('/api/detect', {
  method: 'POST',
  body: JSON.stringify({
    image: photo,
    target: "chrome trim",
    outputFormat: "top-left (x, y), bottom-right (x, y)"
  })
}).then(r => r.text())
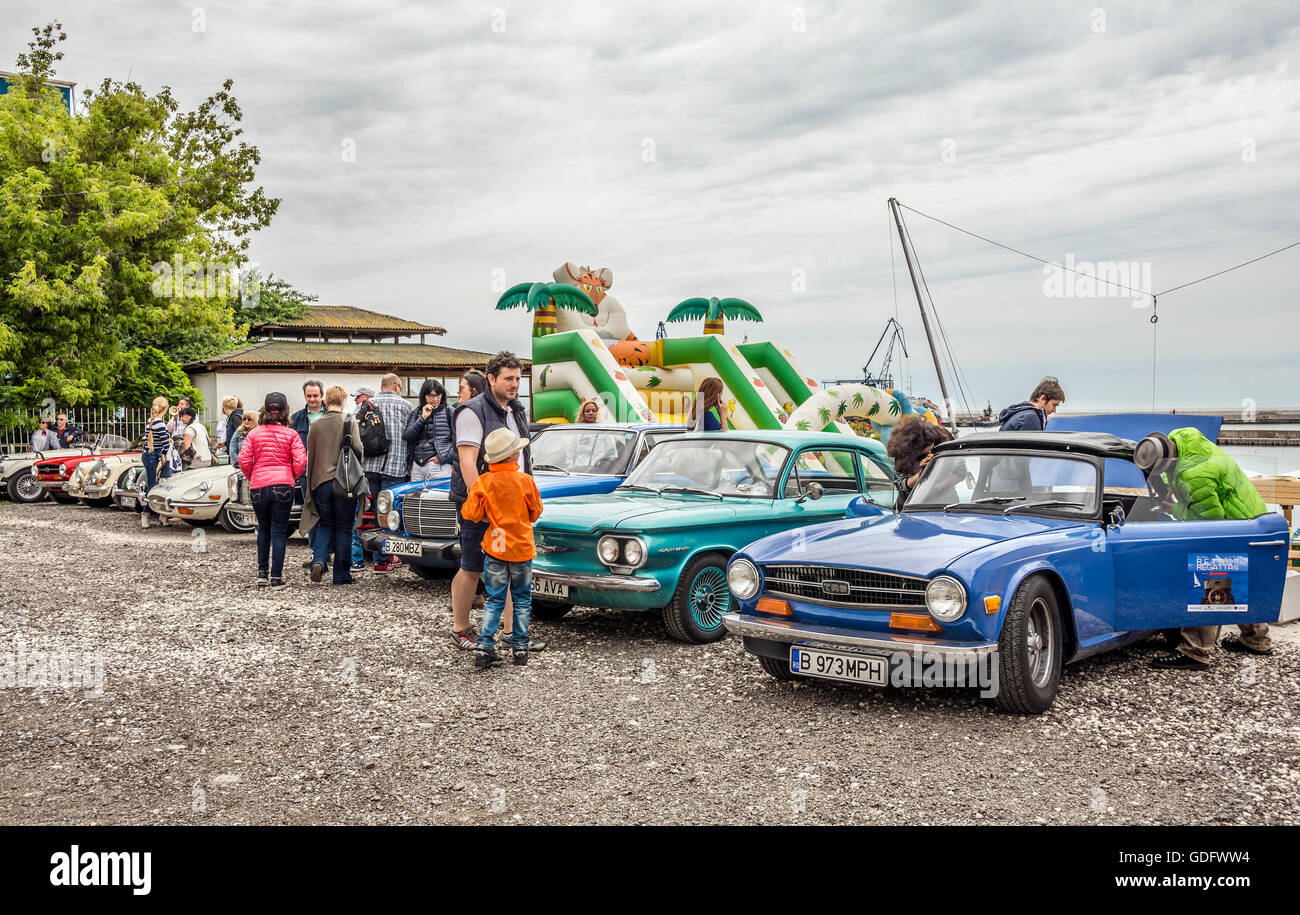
top-left (1248, 540), bottom-right (1286, 547)
top-left (722, 613), bottom-right (996, 661)
top-left (532, 569), bottom-right (660, 592)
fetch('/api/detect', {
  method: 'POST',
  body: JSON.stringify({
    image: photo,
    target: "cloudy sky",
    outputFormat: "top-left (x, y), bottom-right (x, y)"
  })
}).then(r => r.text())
top-left (7, 1), bottom-right (1299, 411)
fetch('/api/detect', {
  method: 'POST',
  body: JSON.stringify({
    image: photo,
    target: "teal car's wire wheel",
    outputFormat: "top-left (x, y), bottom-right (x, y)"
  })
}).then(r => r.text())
top-left (688, 566), bottom-right (730, 630)
top-left (663, 553), bottom-right (733, 644)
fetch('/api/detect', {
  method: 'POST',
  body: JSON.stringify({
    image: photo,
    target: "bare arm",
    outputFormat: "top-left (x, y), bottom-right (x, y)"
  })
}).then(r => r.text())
top-left (458, 443), bottom-right (481, 490)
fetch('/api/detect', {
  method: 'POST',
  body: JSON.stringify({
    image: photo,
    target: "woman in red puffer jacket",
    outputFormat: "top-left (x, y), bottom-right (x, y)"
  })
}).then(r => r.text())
top-left (238, 392), bottom-right (307, 589)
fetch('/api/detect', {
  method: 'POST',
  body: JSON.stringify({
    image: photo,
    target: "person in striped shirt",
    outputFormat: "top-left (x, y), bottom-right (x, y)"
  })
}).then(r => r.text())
top-left (140, 396), bottom-right (173, 517)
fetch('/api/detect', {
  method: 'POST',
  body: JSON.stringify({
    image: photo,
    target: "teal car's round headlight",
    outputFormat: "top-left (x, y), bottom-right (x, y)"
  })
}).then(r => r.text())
top-left (376, 490), bottom-right (393, 516)
top-left (597, 536), bottom-right (621, 565)
top-left (925, 575), bottom-right (967, 622)
top-left (622, 539), bottom-right (644, 566)
top-left (728, 558), bottom-right (760, 600)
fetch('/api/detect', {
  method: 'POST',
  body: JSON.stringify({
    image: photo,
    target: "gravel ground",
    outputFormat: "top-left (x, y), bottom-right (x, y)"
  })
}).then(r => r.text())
top-left (1, 499), bottom-right (1297, 825)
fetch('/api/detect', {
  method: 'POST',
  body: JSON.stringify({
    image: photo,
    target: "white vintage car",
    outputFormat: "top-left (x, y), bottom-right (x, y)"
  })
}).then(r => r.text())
top-left (0, 445), bottom-right (95, 503)
top-left (144, 462), bottom-right (253, 532)
top-left (66, 452), bottom-right (145, 507)
top-left (110, 465), bottom-right (148, 510)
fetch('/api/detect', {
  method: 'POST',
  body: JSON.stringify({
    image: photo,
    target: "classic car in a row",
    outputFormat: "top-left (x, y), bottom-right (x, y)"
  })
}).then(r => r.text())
top-left (66, 451), bottom-right (144, 507)
top-left (35, 435), bottom-right (135, 502)
top-left (722, 430), bottom-right (1291, 713)
top-left (364, 423), bottom-right (686, 578)
top-left (225, 471), bottom-right (306, 536)
top-left (528, 431), bottom-right (898, 643)
top-left (0, 443), bottom-right (97, 503)
top-left (145, 461), bottom-right (255, 532)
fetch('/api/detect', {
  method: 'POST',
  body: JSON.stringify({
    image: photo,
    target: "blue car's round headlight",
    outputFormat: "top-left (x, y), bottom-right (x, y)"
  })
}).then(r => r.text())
top-left (728, 558), bottom-right (760, 600)
top-left (376, 490), bottom-right (393, 516)
top-left (925, 575), bottom-right (967, 622)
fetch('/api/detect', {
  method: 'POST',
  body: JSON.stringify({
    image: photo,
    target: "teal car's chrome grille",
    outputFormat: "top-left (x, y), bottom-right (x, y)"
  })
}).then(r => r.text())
top-left (763, 564), bottom-right (928, 608)
top-left (403, 496), bottom-right (459, 539)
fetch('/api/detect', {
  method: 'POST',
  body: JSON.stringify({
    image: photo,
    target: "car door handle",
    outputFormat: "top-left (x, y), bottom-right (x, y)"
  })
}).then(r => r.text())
top-left (1248, 540), bottom-right (1286, 547)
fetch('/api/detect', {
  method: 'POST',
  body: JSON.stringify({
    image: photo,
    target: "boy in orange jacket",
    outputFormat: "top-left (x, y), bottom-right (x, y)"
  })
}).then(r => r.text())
top-left (461, 427), bottom-right (543, 668)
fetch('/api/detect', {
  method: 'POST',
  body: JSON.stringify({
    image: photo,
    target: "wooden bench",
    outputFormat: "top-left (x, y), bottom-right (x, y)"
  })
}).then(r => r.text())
top-left (1251, 476), bottom-right (1300, 567)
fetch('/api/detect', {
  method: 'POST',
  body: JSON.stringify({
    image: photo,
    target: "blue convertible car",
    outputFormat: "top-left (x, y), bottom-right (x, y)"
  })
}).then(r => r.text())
top-left (361, 423), bottom-right (684, 577)
top-left (722, 431), bottom-right (1290, 713)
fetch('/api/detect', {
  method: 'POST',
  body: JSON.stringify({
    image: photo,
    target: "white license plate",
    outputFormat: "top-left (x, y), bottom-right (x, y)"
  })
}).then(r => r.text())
top-left (790, 646), bottom-right (888, 685)
top-left (382, 538), bottom-right (424, 557)
top-left (119, 496), bottom-right (136, 508)
top-left (532, 578), bottom-right (569, 599)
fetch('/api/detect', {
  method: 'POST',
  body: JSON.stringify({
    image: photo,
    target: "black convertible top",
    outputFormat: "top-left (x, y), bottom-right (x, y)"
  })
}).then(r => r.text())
top-left (934, 430), bottom-right (1137, 459)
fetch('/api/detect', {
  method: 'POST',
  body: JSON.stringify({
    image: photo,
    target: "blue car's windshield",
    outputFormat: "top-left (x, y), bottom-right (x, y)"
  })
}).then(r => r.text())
top-left (905, 451), bottom-right (1099, 516)
top-left (530, 427), bottom-right (639, 475)
top-left (621, 439), bottom-right (789, 498)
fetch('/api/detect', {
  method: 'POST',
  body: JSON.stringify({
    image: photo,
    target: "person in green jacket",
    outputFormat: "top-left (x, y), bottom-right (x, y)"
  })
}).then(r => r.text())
top-left (1138, 428), bottom-right (1275, 670)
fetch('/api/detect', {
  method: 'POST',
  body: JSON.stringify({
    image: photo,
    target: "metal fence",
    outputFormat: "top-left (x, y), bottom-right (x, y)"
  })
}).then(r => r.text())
top-left (0, 406), bottom-right (160, 454)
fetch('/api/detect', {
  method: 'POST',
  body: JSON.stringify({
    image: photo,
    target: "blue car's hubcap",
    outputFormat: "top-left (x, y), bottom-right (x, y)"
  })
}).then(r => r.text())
top-left (1027, 597), bottom-right (1054, 687)
top-left (688, 566), bottom-right (730, 630)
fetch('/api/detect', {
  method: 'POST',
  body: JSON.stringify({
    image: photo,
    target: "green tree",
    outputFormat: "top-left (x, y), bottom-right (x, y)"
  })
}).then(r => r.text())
top-left (0, 21), bottom-right (280, 421)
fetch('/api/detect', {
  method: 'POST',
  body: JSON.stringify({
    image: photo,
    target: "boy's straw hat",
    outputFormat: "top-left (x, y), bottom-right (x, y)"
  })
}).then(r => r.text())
top-left (484, 427), bottom-right (526, 464)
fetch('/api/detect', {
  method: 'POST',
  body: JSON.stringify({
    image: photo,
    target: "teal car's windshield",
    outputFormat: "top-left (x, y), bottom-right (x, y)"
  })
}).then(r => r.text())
top-left (620, 439), bottom-right (790, 498)
top-left (530, 427), bottom-right (640, 475)
top-left (905, 451), bottom-right (1099, 516)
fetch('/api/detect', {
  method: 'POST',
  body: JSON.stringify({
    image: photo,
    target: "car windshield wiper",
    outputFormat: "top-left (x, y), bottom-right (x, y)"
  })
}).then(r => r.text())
top-left (532, 463), bottom-right (570, 474)
top-left (618, 483), bottom-right (660, 493)
top-left (659, 486), bottom-right (722, 499)
top-left (943, 496), bottom-right (1023, 512)
top-left (1003, 499), bottom-right (1087, 515)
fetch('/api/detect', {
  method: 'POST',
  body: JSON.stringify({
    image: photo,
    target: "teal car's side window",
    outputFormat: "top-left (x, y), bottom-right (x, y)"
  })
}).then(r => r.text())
top-left (783, 448), bottom-right (862, 497)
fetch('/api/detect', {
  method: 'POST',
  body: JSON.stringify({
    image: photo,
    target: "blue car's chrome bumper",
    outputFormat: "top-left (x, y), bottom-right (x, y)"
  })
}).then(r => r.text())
top-left (360, 529), bottom-right (459, 562)
top-left (721, 613), bottom-right (997, 662)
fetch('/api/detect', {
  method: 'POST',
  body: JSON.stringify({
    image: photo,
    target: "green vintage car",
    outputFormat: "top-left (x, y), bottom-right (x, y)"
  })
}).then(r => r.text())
top-left (530, 431), bottom-right (896, 643)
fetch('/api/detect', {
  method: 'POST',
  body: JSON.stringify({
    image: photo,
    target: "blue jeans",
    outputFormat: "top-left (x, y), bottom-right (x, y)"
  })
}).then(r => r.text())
top-left (312, 482), bottom-right (357, 584)
top-left (476, 557), bottom-right (532, 652)
top-left (139, 451), bottom-right (173, 513)
top-left (252, 484), bottom-right (294, 578)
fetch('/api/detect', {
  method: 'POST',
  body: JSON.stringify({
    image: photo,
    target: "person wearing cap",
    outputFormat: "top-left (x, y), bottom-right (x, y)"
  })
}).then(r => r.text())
top-left (460, 427), bottom-right (543, 668)
top-left (239, 393), bottom-right (308, 590)
top-left (1137, 429), bottom-right (1275, 670)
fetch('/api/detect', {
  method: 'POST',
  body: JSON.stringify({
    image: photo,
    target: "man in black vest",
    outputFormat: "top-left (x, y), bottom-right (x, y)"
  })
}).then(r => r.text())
top-left (448, 352), bottom-right (544, 651)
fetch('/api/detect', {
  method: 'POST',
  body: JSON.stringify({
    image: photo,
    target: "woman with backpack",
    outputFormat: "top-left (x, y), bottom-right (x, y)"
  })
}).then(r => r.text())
top-left (239, 392), bottom-right (307, 590)
top-left (302, 385), bottom-right (364, 585)
top-left (404, 379), bottom-right (455, 481)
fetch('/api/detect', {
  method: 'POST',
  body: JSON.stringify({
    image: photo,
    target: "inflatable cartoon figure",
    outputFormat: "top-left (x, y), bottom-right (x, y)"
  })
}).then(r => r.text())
top-left (552, 263), bottom-right (652, 366)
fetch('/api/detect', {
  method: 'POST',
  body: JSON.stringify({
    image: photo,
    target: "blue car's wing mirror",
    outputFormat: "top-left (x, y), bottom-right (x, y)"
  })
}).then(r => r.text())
top-left (846, 495), bottom-right (887, 518)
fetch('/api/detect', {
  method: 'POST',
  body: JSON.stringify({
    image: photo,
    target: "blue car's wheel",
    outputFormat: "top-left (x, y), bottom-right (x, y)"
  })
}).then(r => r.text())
top-left (993, 575), bottom-right (1063, 714)
top-left (663, 553), bottom-right (732, 644)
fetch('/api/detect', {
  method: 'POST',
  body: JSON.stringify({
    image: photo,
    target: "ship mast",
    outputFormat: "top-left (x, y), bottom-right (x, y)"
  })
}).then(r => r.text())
top-left (889, 197), bottom-right (954, 428)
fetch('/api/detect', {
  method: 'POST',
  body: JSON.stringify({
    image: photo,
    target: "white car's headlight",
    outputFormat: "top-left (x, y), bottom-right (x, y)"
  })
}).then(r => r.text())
top-left (597, 536), bottom-right (621, 564)
top-left (227, 474), bottom-right (238, 499)
top-left (376, 490), bottom-right (393, 515)
top-left (386, 511), bottom-right (400, 531)
top-left (925, 575), bottom-right (967, 622)
top-left (728, 558), bottom-right (760, 600)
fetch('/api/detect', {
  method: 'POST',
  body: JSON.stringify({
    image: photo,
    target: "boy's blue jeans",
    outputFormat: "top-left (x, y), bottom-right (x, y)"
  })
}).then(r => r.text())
top-left (476, 556), bottom-right (532, 652)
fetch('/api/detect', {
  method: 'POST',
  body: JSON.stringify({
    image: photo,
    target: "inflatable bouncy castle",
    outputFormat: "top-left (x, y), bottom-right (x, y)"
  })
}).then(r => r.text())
top-left (497, 263), bottom-right (933, 441)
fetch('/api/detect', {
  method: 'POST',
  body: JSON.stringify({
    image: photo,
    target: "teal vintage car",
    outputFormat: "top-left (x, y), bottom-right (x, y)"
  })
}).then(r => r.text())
top-left (530, 431), bottom-right (896, 643)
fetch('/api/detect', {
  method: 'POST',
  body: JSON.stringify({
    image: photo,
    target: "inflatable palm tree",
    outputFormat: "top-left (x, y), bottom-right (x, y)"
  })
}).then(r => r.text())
top-left (496, 282), bottom-right (597, 337)
top-left (666, 296), bottom-right (763, 335)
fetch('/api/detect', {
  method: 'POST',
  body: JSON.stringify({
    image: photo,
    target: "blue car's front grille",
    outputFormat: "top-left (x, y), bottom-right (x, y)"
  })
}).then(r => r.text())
top-left (762, 564), bottom-right (928, 608)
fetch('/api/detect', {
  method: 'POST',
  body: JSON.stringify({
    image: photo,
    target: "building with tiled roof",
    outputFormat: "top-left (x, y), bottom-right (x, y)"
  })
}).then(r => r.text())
top-left (186, 306), bottom-right (530, 420)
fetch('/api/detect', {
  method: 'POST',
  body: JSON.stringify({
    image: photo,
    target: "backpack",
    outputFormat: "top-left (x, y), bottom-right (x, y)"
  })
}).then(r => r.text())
top-left (334, 418), bottom-right (369, 500)
top-left (356, 400), bottom-right (389, 458)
